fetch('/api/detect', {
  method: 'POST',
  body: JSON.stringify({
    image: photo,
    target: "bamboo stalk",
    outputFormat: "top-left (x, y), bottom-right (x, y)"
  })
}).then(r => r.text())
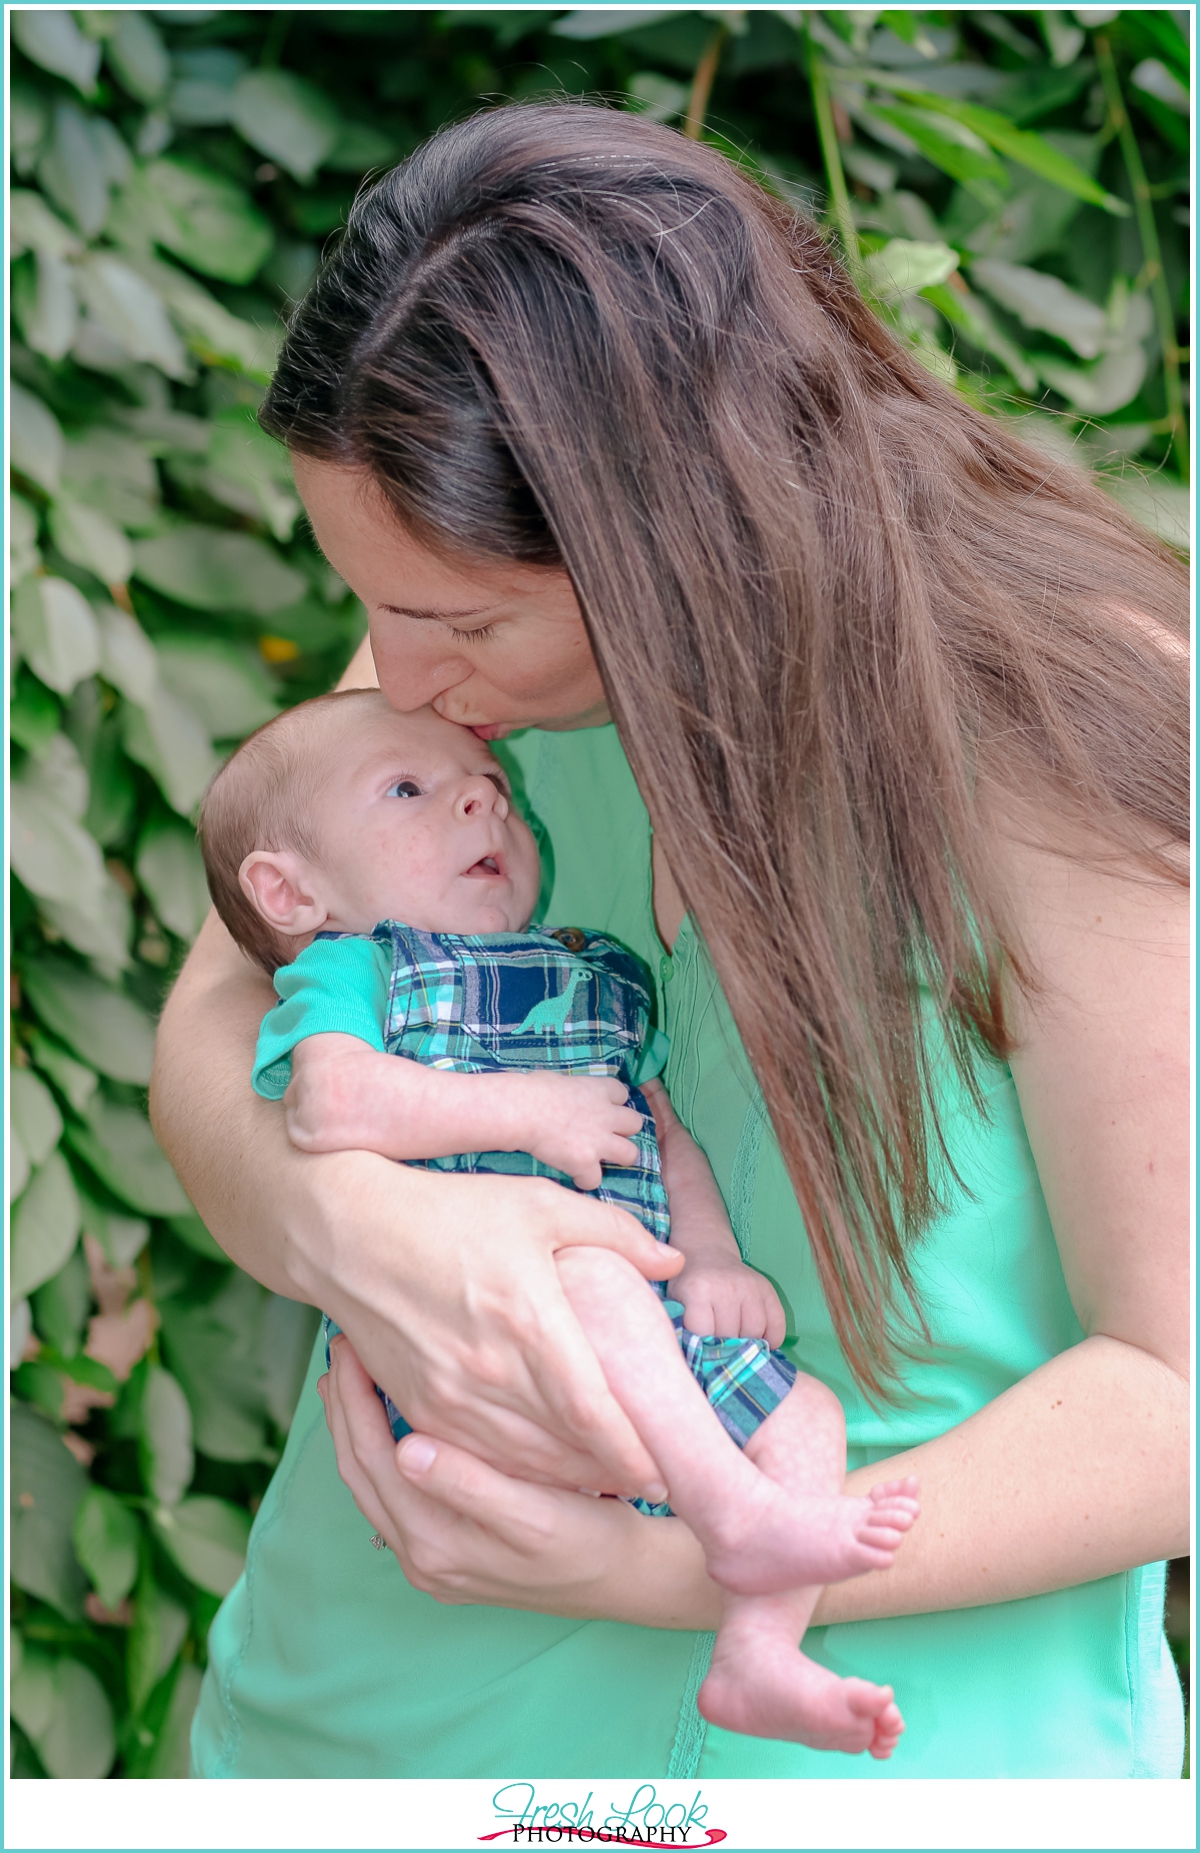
top-left (683, 24), bottom-right (726, 140)
top-left (805, 34), bottom-right (865, 288)
top-left (1095, 34), bottom-right (1188, 482)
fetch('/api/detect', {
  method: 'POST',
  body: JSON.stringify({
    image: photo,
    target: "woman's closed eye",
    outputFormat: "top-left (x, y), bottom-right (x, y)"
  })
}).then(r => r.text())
top-left (386, 778), bottom-right (424, 799)
top-left (447, 622), bottom-right (497, 643)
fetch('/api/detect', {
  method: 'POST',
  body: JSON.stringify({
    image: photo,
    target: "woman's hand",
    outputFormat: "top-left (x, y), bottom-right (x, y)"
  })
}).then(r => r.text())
top-left (320, 1334), bottom-right (723, 1627)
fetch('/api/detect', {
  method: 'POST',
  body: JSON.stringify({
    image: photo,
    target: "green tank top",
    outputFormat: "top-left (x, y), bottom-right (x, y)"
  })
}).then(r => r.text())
top-left (191, 722), bottom-right (1182, 1779)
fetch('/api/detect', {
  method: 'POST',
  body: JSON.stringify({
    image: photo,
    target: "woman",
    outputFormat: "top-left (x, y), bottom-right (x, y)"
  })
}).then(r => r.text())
top-left (152, 103), bottom-right (1188, 1779)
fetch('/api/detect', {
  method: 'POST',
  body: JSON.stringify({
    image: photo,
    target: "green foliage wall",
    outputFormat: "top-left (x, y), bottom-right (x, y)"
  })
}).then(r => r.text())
top-left (8, 7), bottom-right (1190, 1779)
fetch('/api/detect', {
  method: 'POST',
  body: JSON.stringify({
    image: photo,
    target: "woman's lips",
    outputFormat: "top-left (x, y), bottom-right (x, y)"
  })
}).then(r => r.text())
top-left (469, 723), bottom-right (514, 742)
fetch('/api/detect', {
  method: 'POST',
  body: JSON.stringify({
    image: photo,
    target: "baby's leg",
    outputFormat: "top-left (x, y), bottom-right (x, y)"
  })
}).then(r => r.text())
top-left (698, 1378), bottom-right (912, 1756)
top-left (556, 1248), bottom-right (918, 1593)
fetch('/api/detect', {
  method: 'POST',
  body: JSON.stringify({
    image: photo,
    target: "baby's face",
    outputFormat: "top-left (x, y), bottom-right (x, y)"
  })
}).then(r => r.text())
top-left (308, 705), bottom-right (541, 936)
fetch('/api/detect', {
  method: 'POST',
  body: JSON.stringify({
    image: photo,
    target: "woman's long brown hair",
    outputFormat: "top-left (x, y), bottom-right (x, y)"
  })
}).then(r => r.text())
top-left (261, 103), bottom-right (1188, 1397)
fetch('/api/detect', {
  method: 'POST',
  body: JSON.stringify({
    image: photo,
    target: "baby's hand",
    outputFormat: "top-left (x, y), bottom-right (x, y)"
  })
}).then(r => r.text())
top-left (511, 1073), bottom-right (644, 1191)
top-left (284, 1034), bottom-right (394, 1153)
top-left (674, 1256), bottom-right (787, 1347)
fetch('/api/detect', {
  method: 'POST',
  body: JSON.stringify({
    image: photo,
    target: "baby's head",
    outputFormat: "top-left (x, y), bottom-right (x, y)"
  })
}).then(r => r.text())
top-left (199, 690), bottom-right (541, 973)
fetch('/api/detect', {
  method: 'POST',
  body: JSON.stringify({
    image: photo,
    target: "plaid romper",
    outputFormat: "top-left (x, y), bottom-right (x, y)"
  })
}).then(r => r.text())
top-left (253, 921), bottom-right (796, 1511)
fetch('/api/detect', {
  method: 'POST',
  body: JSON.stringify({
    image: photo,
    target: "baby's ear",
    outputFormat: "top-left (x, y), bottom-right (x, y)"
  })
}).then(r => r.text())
top-left (239, 850), bottom-right (328, 936)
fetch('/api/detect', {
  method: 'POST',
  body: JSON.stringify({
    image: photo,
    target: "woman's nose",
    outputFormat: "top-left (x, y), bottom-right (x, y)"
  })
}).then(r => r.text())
top-left (368, 625), bottom-right (469, 713)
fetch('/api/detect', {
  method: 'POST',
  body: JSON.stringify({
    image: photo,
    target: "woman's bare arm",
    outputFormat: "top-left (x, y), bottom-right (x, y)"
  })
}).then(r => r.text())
top-left (325, 822), bottom-right (1189, 1624)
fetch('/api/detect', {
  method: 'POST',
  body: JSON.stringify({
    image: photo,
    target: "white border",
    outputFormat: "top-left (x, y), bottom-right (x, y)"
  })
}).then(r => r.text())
top-left (5, 6), bottom-right (1197, 1851)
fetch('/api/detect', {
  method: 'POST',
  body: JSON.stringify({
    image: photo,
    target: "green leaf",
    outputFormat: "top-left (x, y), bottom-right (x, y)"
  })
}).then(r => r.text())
top-left (11, 382), bottom-right (64, 493)
top-left (865, 238), bottom-right (960, 303)
top-left (73, 1486), bottom-right (141, 1610)
top-left (1103, 475), bottom-right (1191, 555)
top-left (1037, 346), bottom-right (1147, 417)
top-left (876, 84), bottom-right (1130, 214)
top-left (857, 101), bottom-right (1010, 195)
top-left (11, 577), bottom-right (101, 695)
top-left (95, 602), bottom-right (160, 706)
top-left (11, 780), bottom-right (107, 912)
top-left (20, 730), bottom-right (89, 820)
top-left (136, 820), bottom-right (211, 942)
top-left (106, 10), bottom-right (170, 104)
top-left (10, 1133), bottom-right (32, 1206)
top-left (30, 1244), bottom-right (93, 1356)
top-left (16, 250), bottom-right (80, 361)
top-left (11, 1643), bottom-right (57, 1742)
top-left (167, 1212), bottom-right (231, 1263)
top-left (49, 498), bottom-right (134, 586)
top-left (152, 1495), bottom-right (251, 1596)
top-left (230, 70), bottom-right (342, 183)
top-left (156, 634), bottom-right (279, 738)
top-left (81, 1195), bottom-right (151, 1269)
top-left (921, 280), bottom-right (1038, 391)
top-left (127, 1569), bottom-right (190, 1715)
top-left (140, 1365), bottom-right (195, 1507)
top-left (10, 493), bottom-right (42, 584)
top-left (161, 1269), bottom-right (270, 1462)
top-left (10, 1403), bottom-right (89, 1619)
top-left (31, 1033), bottom-right (99, 1115)
top-left (11, 1151), bottom-right (83, 1302)
top-left (326, 121), bottom-right (400, 172)
top-left (125, 157), bottom-right (273, 285)
top-left (11, 1068), bottom-right (64, 1169)
top-left (65, 1097), bottom-right (191, 1217)
top-left (14, 1358), bottom-right (68, 1421)
top-left (121, 252), bottom-right (280, 377)
top-left (11, 85), bottom-right (50, 176)
top-left (969, 257), bottom-right (1110, 358)
top-left (10, 670), bottom-right (60, 757)
top-left (62, 426), bottom-right (160, 532)
top-left (122, 684), bottom-right (219, 817)
top-left (133, 524), bottom-right (307, 616)
top-left (12, 11), bottom-right (101, 93)
top-left (77, 252), bottom-right (190, 378)
top-left (23, 959), bottom-right (157, 1085)
top-left (31, 1657), bottom-right (116, 1779)
top-left (207, 405), bottom-right (301, 541)
top-left (37, 103), bottom-right (114, 239)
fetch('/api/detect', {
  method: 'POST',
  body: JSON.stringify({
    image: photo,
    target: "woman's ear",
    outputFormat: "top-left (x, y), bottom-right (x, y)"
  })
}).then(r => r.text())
top-left (239, 850), bottom-right (329, 936)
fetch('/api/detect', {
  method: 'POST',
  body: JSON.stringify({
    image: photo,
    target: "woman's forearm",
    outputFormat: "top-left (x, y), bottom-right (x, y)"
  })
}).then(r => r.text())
top-left (598, 1334), bottom-right (1188, 1631)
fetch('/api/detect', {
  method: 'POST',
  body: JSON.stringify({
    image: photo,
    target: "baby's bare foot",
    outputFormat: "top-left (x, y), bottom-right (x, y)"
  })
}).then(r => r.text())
top-left (703, 1475), bottom-right (920, 1598)
top-left (698, 1633), bottom-right (905, 1757)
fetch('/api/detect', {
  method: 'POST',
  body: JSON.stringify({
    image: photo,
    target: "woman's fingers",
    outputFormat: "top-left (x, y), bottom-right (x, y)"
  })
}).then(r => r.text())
top-left (393, 1430), bottom-right (561, 1553)
top-left (551, 1191), bottom-right (684, 1282)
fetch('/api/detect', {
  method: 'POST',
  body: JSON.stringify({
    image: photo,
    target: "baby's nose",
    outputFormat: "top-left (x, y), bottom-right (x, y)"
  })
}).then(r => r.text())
top-left (458, 777), bottom-right (507, 818)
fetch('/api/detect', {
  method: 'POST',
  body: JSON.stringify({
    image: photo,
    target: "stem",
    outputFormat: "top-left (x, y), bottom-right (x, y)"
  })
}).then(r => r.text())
top-left (1095, 34), bottom-right (1188, 481)
top-left (805, 35), bottom-right (864, 287)
top-left (260, 10), bottom-right (290, 71)
top-left (683, 24), bottom-right (726, 140)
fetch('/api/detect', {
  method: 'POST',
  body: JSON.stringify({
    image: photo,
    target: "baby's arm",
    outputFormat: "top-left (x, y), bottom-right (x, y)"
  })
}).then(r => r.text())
top-left (643, 1078), bottom-right (786, 1345)
top-left (285, 1033), bottom-right (642, 1189)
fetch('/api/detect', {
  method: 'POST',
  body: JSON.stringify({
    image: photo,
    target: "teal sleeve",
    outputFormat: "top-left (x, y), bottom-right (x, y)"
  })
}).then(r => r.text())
top-left (630, 1027), bottom-right (670, 1086)
top-left (252, 937), bottom-right (392, 1100)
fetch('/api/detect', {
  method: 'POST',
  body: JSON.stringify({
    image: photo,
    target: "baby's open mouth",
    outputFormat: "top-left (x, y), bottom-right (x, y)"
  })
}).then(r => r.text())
top-left (465, 855), bottom-right (504, 879)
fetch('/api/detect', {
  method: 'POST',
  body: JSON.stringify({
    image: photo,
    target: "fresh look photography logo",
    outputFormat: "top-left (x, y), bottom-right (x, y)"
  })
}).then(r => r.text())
top-left (479, 1784), bottom-right (727, 1846)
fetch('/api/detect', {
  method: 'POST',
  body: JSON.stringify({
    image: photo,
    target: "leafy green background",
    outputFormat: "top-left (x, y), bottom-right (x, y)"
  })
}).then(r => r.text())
top-left (9, 6), bottom-right (1190, 1779)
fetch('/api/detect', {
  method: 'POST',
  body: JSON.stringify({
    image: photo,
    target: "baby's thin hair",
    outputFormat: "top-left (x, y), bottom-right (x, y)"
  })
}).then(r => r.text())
top-left (199, 687), bottom-right (393, 975)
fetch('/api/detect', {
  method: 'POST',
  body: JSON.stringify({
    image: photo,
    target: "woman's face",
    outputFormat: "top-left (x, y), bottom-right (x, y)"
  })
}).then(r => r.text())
top-left (293, 457), bottom-right (610, 740)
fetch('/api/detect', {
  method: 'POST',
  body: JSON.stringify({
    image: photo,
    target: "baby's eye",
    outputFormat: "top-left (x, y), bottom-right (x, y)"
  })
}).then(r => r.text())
top-left (386, 779), bottom-right (423, 799)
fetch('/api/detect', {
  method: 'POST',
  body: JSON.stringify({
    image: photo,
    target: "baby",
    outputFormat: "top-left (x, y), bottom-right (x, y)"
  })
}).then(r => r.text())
top-left (198, 689), bottom-right (919, 1756)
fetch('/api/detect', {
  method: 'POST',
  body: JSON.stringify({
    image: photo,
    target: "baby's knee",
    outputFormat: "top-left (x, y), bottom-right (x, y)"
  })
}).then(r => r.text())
top-left (788, 1372), bottom-right (847, 1442)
